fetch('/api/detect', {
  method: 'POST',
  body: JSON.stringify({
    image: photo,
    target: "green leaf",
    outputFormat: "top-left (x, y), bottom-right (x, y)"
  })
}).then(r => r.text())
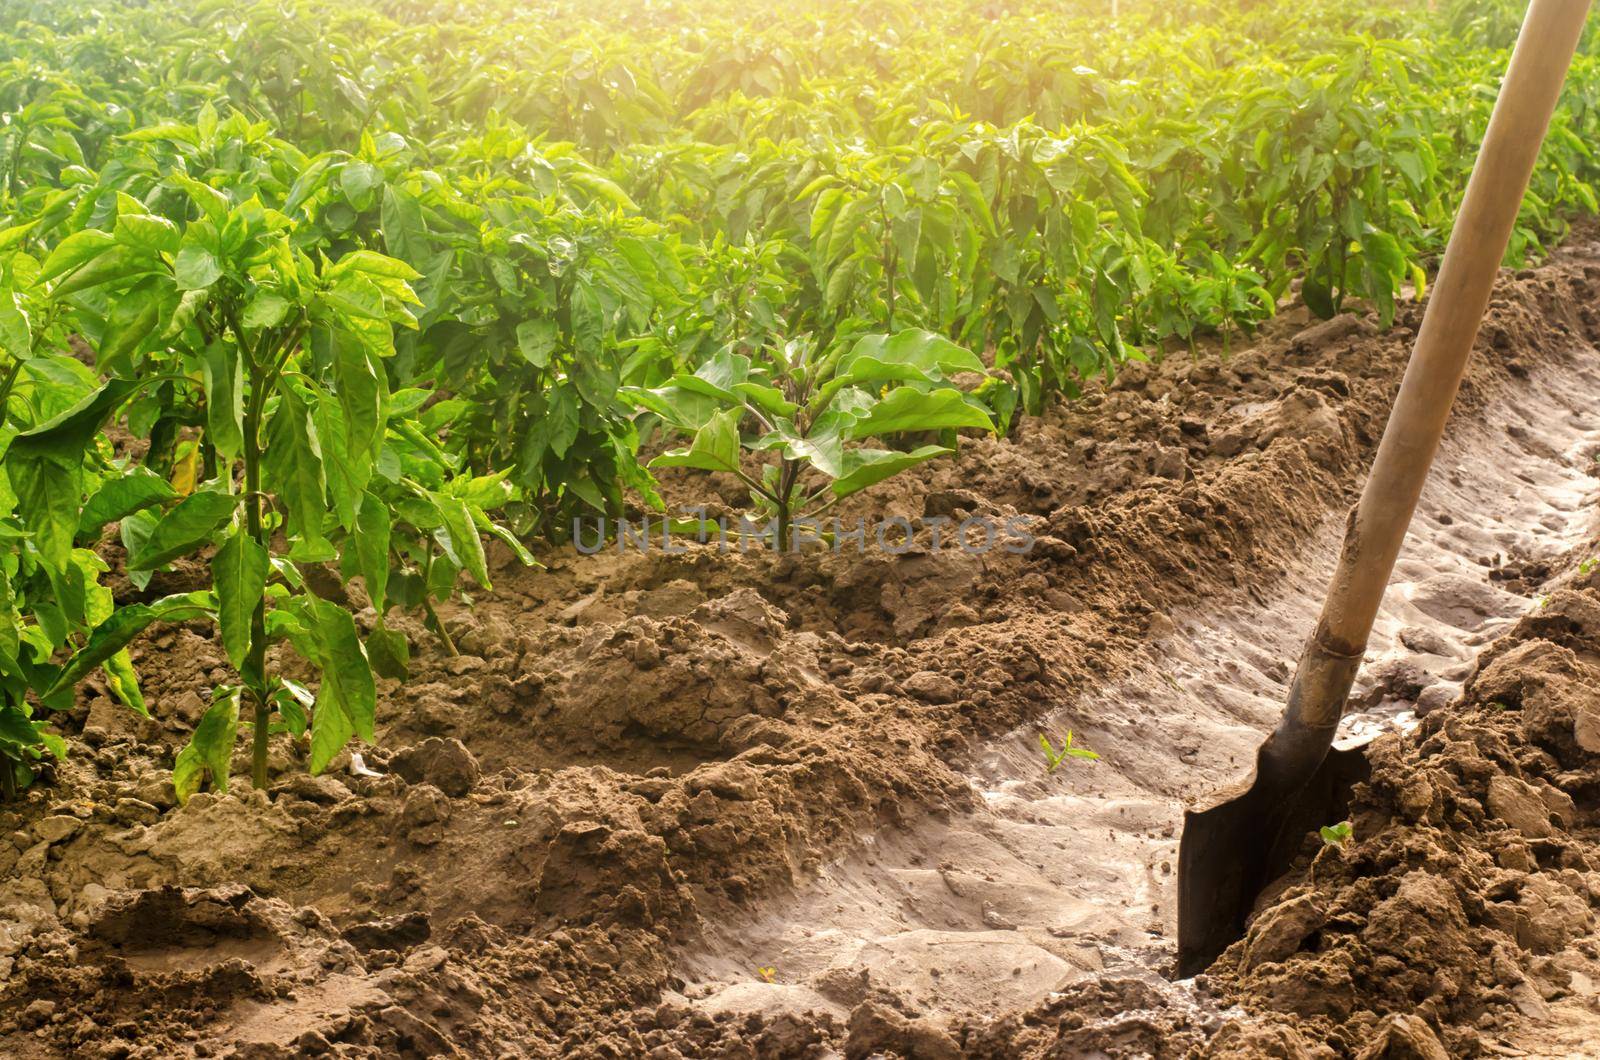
top-left (475, 509), bottom-right (539, 570)
top-left (214, 526), bottom-right (268, 675)
top-left (341, 162), bottom-right (383, 208)
top-left (892, 210), bottom-right (921, 278)
top-left (128, 490), bottom-right (237, 571)
top-left (272, 678), bottom-right (313, 737)
top-left (330, 331), bottom-right (385, 464)
top-left (832, 445), bottom-right (953, 498)
top-left (0, 705), bottom-right (65, 760)
top-left (114, 211), bottom-right (181, 255)
top-left (283, 154), bottom-right (337, 213)
top-left (287, 597), bottom-right (375, 774)
top-left (845, 387), bottom-right (994, 440)
top-left (174, 242), bottom-right (222, 291)
top-left (380, 185), bottom-right (430, 267)
top-left (263, 386), bottom-right (329, 553)
top-left (44, 591), bottom-right (215, 698)
top-left (823, 256), bottom-right (856, 312)
top-left (10, 377), bottom-right (140, 466)
top-left (8, 459), bottom-right (83, 571)
top-left (328, 249), bottom-right (422, 282)
top-left (96, 277), bottom-right (165, 376)
top-left (516, 319), bottom-right (558, 367)
top-left (312, 392), bottom-right (371, 532)
top-left (169, 173), bottom-right (230, 224)
top-left (352, 491), bottom-right (391, 613)
top-left (165, 288), bottom-right (209, 339)
top-left (444, 470), bottom-right (514, 510)
top-left (1362, 230), bottom-right (1405, 276)
top-left (838, 329), bottom-right (985, 380)
top-left (0, 290), bottom-right (31, 361)
top-left (196, 101), bottom-right (219, 142)
top-left (0, 219), bottom-right (38, 252)
top-left (242, 290), bottom-right (290, 330)
top-left (102, 649), bottom-right (148, 717)
top-left (649, 406), bottom-right (744, 476)
top-left (823, 196), bottom-right (871, 266)
top-left (733, 382), bottom-right (798, 420)
top-left (77, 468), bottom-right (177, 539)
top-left (767, 420), bottom-right (843, 478)
top-left (201, 340), bottom-right (245, 460)
top-left (430, 492), bottom-right (489, 589)
top-left (366, 623), bottom-right (409, 681)
top-left (173, 690), bottom-right (239, 803)
top-left (52, 246), bottom-right (155, 297)
top-left (39, 230), bottom-right (115, 284)
top-left (9, 378), bottom-right (141, 566)
top-left (119, 123), bottom-right (198, 145)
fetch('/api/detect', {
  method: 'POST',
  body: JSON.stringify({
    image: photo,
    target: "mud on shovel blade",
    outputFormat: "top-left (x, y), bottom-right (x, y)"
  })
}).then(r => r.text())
top-left (1175, 0), bottom-right (1594, 978)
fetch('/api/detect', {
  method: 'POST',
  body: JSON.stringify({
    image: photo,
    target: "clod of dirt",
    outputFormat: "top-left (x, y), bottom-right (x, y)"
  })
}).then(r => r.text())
top-left (341, 911), bottom-right (431, 953)
top-left (844, 1000), bottom-right (963, 1060)
top-left (1202, 576), bottom-right (1600, 1057)
top-left (389, 737), bottom-right (481, 797)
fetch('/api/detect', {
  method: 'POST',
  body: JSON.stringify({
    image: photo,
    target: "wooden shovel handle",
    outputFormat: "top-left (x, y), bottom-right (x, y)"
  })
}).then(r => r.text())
top-left (1287, 0), bottom-right (1593, 735)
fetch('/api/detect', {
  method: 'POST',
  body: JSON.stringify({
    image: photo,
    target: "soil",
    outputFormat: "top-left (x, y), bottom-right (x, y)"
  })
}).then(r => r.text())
top-left (3, 234), bottom-right (1600, 1059)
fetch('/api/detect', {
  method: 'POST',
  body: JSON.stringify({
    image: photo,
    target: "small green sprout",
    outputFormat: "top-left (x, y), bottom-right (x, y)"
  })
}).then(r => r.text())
top-left (1039, 731), bottom-right (1100, 772)
top-left (1579, 557), bottom-right (1596, 576)
top-left (757, 966), bottom-right (776, 983)
top-left (1320, 821), bottom-right (1353, 847)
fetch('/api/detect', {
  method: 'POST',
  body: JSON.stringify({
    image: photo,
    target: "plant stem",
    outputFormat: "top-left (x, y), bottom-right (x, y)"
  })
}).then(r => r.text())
top-left (200, 438), bottom-right (218, 482)
top-left (423, 596), bottom-right (459, 656)
top-left (238, 323), bottom-right (281, 791)
top-left (775, 506), bottom-right (790, 553)
top-left (420, 543), bottom-right (459, 655)
top-left (0, 751), bottom-right (16, 802)
top-left (775, 457), bottom-right (800, 551)
top-left (241, 406), bottom-right (270, 787)
top-left (0, 357), bottom-right (23, 416)
top-left (881, 201), bottom-right (896, 331)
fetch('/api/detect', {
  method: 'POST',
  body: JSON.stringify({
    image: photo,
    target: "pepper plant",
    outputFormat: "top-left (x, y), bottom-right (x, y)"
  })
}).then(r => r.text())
top-left (795, 148), bottom-right (989, 336)
top-left (12, 108), bottom-right (499, 798)
top-left (0, 244), bottom-right (184, 797)
top-left (342, 126), bottom-right (675, 541)
top-left (626, 328), bottom-right (996, 550)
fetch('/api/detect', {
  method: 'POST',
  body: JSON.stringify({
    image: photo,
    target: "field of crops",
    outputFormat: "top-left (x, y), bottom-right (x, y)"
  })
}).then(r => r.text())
top-left (4, 0), bottom-right (1600, 1056)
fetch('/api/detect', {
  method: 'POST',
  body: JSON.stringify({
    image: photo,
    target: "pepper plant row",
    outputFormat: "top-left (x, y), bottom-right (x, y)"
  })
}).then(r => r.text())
top-left (0, 0), bottom-right (1596, 796)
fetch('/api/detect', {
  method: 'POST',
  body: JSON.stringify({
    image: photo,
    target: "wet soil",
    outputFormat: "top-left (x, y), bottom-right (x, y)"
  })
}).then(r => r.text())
top-left (3, 237), bottom-right (1600, 1059)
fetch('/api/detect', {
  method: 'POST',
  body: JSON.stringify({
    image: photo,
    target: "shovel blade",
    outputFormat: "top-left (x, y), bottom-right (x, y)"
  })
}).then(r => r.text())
top-left (1176, 745), bottom-right (1369, 977)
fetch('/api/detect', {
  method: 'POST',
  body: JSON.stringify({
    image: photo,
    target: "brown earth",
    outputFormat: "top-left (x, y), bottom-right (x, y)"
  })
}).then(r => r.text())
top-left (953, 551), bottom-right (1600, 1060)
top-left (2, 235), bottom-right (1599, 1059)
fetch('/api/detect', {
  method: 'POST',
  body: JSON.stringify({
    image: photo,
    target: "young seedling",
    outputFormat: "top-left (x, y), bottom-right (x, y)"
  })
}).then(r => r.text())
top-left (626, 328), bottom-right (996, 550)
top-left (1039, 731), bottom-right (1099, 772)
top-left (756, 966), bottom-right (777, 983)
top-left (1319, 821), bottom-right (1353, 847)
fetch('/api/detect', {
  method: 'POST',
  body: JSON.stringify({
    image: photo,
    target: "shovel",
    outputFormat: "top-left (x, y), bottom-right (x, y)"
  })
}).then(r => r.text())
top-left (1176, 0), bottom-right (1594, 978)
